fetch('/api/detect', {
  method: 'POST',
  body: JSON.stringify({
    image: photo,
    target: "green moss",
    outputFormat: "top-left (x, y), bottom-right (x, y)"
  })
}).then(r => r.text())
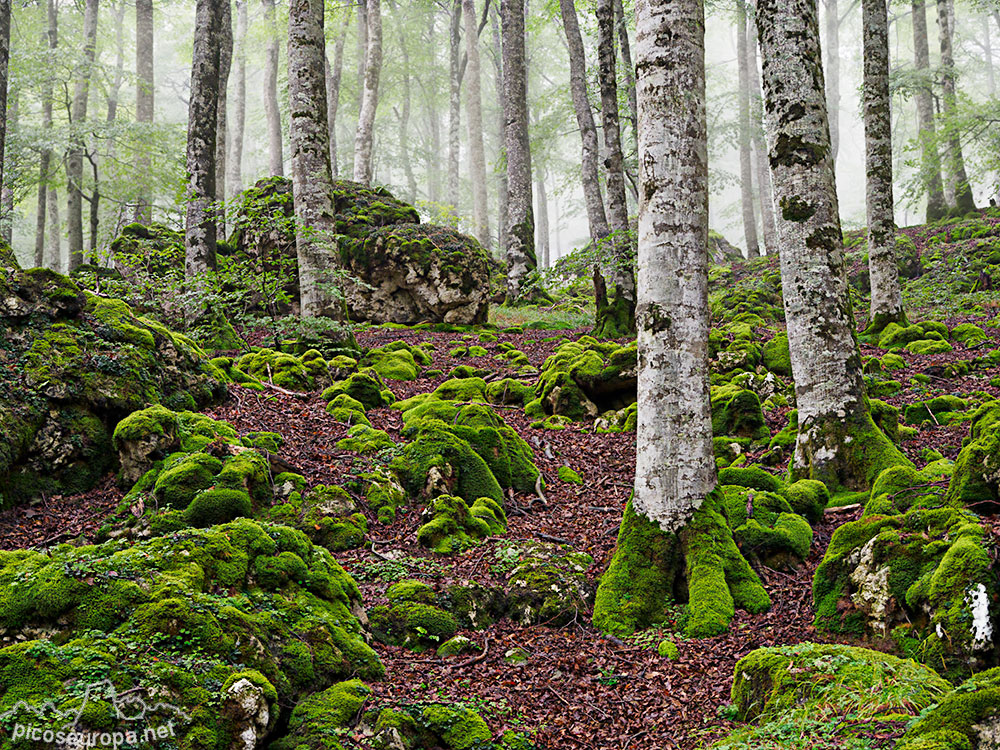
top-left (322, 370), bottom-right (395, 409)
top-left (272, 679), bottom-right (370, 750)
top-left (237, 347), bottom-right (331, 391)
top-left (897, 667), bottom-right (1000, 749)
top-left (761, 333), bottom-right (792, 376)
top-left (387, 579), bottom-right (437, 605)
top-left (420, 704), bottom-right (493, 749)
top-left (416, 495), bottom-right (492, 554)
top-left (369, 601), bottom-right (459, 651)
top-left (906, 339), bottom-right (954, 355)
top-left (558, 466), bottom-right (583, 485)
top-left (366, 346), bottom-right (421, 381)
top-left (153, 453), bottom-right (223, 508)
top-left (657, 639), bottom-right (679, 660)
top-left (718, 465), bottom-right (784, 493)
top-left (185, 488), bottom-right (253, 526)
top-left (112, 404), bottom-right (179, 447)
top-left (336, 424), bottom-right (396, 454)
top-left (780, 479), bottom-right (829, 523)
top-left (486, 378), bottom-right (534, 405)
top-left (950, 323), bottom-right (986, 346)
top-left (710, 384), bottom-right (770, 441)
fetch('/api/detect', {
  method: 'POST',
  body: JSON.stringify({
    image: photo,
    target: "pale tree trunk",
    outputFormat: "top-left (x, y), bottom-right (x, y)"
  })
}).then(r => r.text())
top-left (612, 0), bottom-right (638, 154)
top-left (489, 2), bottom-right (509, 255)
top-left (356, 0), bottom-right (367, 96)
top-left (912, 0), bottom-right (948, 221)
top-left (937, 0), bottom-right (977, 214)
top-left (737, 1), bottom-right (760, 259)
top-left (353, 0), bottom-right (382, 184)
top-left (863, 0), bottom-right (905, 332)
top-left (325, 8), bottom-right (349, 178)
top-left (134, 0), bottom-right (154, 223)
top-left (758, 0), bottom-right (904, 490)
top-left (47, 188), bottom-right (60, 271)
top-left (501, 0), bottom-right (537, 303)
top-left (747, 7), bottom-right (777, 255)
top-left (395, 32), bottom-right (417, 203)
top-left (2, 87), bottom-right (15, 246)
top-left (595, 0), bottom-right (637, 335)
top-left (0, 0), bottom-right (11, 249)
top-left (464, 0), bottom-right (491, 250)
top-left (447, 0), bottom-right (462, 206)
top-left (37, 0), bottom-right (58, 265)
top-left (824, 0), bottom-right (840, 161)
top-left (106, 1), bottom-right (125, 122)
top-left (558, 0), bottom-right (609, 243)
top-left (983, 14), bottom-right (996, 96)
top-left (66, 0), bottom-right (99, 272)
top-left (185, 0), bottom-right (222, 292)
top-left (263, 0), bottom-right (284, 177)
top-left (228, 0), bottom-right (247, 196)
top-left (289, 0), bottom-right (338, 318)
top-left (426, 12), bottom-right (442, 203)
top-left (535, 169), bottom-right (550, 269)
top-left (215, 0), bottom-right (233, 234)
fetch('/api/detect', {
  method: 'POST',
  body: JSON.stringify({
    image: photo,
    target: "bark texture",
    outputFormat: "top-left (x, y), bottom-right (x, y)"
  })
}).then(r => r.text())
top-left (747, 8), bottom-right (778, 255)
top-left (447, 0), bottom-right (462, 206)
top-left (824, 0), bottom-right (840, 160)
top-left (35, 5), bottom-right (56, 265)
top-left (263, 0), bottom-right (284, 177)
top-left (66, 0), bottom-right (99, 271)
top-left (613, 0), bottom-right (638, 152)
top-left (464, 0), bottom-right (491, 250)
top-left (325, 9), bottom-right (349, 177)
top-left (489, 3), bottom-right (509, 255)
top-left (353, 0), bottom-right (382, 184)
top-left (736, 0), bottom-right (760, 259)
top-left (863, 0), bottom-right (905, 331)
top-left (631, 0), bottom-right (714, 530)
top-left (228, 0), bottom-right (248, 196)
top-left (595, 0), bottom-right (637, 325)
top-left (185, 0), bottom-right (221, 288)
top-left (758, 0), bottom-right (903, 489)
top-left (937, 0), bottom-right (977, 214)
top-left (134, 0), bottom-right (154, 223)
top-left (558, 0), bottom-right (609, 243)
top-left (912, 0), bottom-right (948, 222)
top-left (215, 0), bottom-right (233, 229)
top-left (535, 170), bottom-right (550, 269)
top-left (501, 0), bottom-right (537, 303)
top-left (288, 0), bottom-right (338, 318)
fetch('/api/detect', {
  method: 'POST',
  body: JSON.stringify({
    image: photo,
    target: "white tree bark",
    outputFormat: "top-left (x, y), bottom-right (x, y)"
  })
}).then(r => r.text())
top-left (215, 0), bottom-right (233, 234)
top-left (447, 0), bottom-right (462, 207)
top-left (36, 1), bottom-right (57, 264)
top-left (501, 0), bottom-right (536, 302)
top-left (263, 0), bottom-right (284, 177)
top-left (823, 0), bottom-right (840, 161)
top-left (288, 0), bottom-right (338, 318)
top-left (758, 0), bottom-right (898, 489)
top-left (747, 7), bottom-right (778, 255)
top-left (633, 0), bottom-right (715, 531)
top-left (134, 0), bottom-right (154, 223)
top-left (863, 0), bottom-right (904, 330)
top-left (325, 8), bottom-right (349, 178)
top-left (912, 0), bottom-right (948, 222)
top-left (353, 0), bottom-right (382, 184)
top-left (228, 0), bottom-right (248, 197)
top-left (464, 0), bottom-right (491, 250)
top-left (937, 0), bottom-right (977, 214)
top-left (66, 0), bottom-right (99, 271)
top-left (535, 169), bottom-right (550, 269)
top-left (737, 0), bottom-right (760, 259)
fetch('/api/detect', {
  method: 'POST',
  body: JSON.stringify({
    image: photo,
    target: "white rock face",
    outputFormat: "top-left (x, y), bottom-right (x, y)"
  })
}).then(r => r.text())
top-left (967, 583), bottom-right (994, 649)
top-left (223, 678), bottom-right (270, 750)
top-left (849, 538), bottom-right (893, 635)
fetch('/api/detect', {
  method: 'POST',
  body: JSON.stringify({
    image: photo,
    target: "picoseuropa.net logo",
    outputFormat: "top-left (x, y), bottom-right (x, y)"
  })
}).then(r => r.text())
top-left (0, 679), bottom-right (191, 749)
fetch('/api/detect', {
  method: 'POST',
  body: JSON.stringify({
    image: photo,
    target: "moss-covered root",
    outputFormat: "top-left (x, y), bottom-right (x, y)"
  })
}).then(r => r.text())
top-left (593, 290), bottom-right (636, 339)
top-left (791, 408), bottom-right (911, 492)
top-left (593, 491), bottom-right (770, 638)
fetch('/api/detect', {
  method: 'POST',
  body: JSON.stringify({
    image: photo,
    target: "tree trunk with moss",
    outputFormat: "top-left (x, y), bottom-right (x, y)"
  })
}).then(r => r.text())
top-left (594, 0), bottom-right (636, 336)
top-left (863, 0), bottom-right (905, 333)
top-left (185, 0), bottom-right (221, 291)
top-left (912, 0), bottom-right (948, 222)
top-left (594, 0), bottom-right (770, 640)
top-left (737, 0), bottom-right (760, 259)
top-left (353, 0), bottom-right (382, 185)
top-left (289, 0), bottom-right (338, 318)
top-left (263, 0), bottom-right (284, 177)
top-left (66, 0), bottom-right (99, 271)
top-left (758, 0), bottom-right (906, 491)
top-left (937, 0), bottom-right (977, 215)
top-left (501, 0), bottom-right (538, 304)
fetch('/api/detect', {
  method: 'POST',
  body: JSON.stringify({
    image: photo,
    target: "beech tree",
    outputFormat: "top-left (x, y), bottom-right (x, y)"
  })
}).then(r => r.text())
top-left (134, 0), bottom-right (154, 223)
top-left (937, 0), bottom-right (977, 214)
top-left (66, 0), bottom-right (99, 271)
top-left (354, 0), bottom-right (382, 184)
top-left (747, 8), bottom-right (777, 255)
top-left (912, 0), bottom-right (948, 222)
top-left (184, 0), bottom-right (223, 288)
top-left (756, 0), bottom-right (905, 489)
top-left (35, 0), bottom-right (58, 266)
top-left (736, 0), bottom-right (760, 259)
top-left (594, 0), bottom-right (770, 641)
top-left (288, 0), bottom-right (337, 317)
top-left (0, 0), bottom-right (8, 244)
top-left (263, 0), bottom-right (284, 177)
top-left (464, 0), bottom-right (491, 250)
top-left (228, 0), bottom-right (248, 196)
top-left (215, 0), bottom-right (234, 226)
top-left (863, 0), bottom-right (906, 332)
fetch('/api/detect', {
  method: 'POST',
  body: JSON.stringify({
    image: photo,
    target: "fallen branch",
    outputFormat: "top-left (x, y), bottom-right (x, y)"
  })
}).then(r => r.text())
top-left (452, 637), bottom-right (490, 669)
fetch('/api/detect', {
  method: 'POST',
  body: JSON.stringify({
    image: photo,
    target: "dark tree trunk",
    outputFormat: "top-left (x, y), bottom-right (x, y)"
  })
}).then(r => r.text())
top-left (937, 0), bottom-right (977, 214)
top-left (325, 8), bottom-right (349, 177)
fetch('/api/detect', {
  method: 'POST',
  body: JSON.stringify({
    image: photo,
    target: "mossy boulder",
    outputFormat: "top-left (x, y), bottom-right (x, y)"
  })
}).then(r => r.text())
top-left (368, 600), bottom-right (459, 651)
top-left (535, 337), bottom-right (637, 420)
top-left (0, 268), bottom-right (229, 507)
top-left (710, 383), bottom-right (769, 442)
top-left (904, 395), bottom-right (969, 425)
top-left (0, 519), bottom-right (382, 749)
top-left (897, 667), bottom-right (1000, 750)
top-left (416, 495), bottom-right (501, 554)
top-left (271, 680), bottom-right (371, 750)
top-left (720, 486), bottom-right (813, 570)
top-left (946, 400), bottom-right (1000, 509)
top-left (237, 347), bottom-right (331, 391)
top-left (365, 344), bottom-right (423, 381)
top-left (322, 370), bottom-right (396, 410)
top-left (504, 542), bottom-right (594, 626)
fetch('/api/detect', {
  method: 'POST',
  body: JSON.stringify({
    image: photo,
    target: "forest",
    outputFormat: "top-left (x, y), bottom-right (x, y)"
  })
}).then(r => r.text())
top-left (0, 0), bottom-right (999, 748)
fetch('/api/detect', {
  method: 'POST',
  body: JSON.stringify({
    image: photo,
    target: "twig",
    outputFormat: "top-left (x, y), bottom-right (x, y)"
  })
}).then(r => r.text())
top-left (536, 532), bottom-right (571, 545)
top-left (451, 637), bottom-right (490, 668)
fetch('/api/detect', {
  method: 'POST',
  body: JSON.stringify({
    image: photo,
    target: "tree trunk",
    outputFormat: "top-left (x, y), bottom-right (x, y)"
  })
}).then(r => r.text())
top-left (757, 0), bottom-right (905, 490)
top-left (134, 0), bottom-right (154, 223)
top-left (984, 14), bottom-right (996, 97)
top-left (612, 0), bottom-right (638, 153)
top-left (2, 85), bottom-right (15, 246)
top-left (747, 8), bottom-right (778, 255)
top-left (737, 1), bottom-right (760, 259)
top-left (353, 0), bottom-right (382, 184)
top-left (937, 0), bottom-right (977, 214)
top-left (824, 0), bottom-right (840, 161)
top-left (36, 0), bottom-right (58, 265)
top-left (87, 154), bottom-right (99, 259)
top-left (263, 0), bottom-right (284, 177)
top-left (595, 0), bottom-right (637, 335)
top-left (863, 0), bottom-right (905, 333)
top-left (501, 0), bottom-right (537, 303)
top-left (228, 0), bottom-right (248, 196)
top-left (325, 8), bottom-right (349, 177)
top-left (912, 0), bottom-right (948, 222)
top-left (215, 0), bottom-right (233, 236)
top-left (464, 0), bottom-right (492, 250)
top-left (66, 0), bottom-right (99, 272)
top-left (489, 2), bottom-right (509, 256)
top-left (356, 0), bottom-right (368, 97)
top-left (0, 0), bottom-right (10, 248)
top-left (47, 188), bottom-right (60, 271)
top-left (558, 0), bottom-right (609, 244)
top-left (426, 12), bottom-right (442, 204)
top-left (106, 1), bottom-right (126, 122)
top-left (185, 0), bottom-right (222, 292)
top-left (535, 169), bottom-right (550, 269)
top-left (447, 0), bottom-right (462, 206)
top-left (289, 0), bottom-right (338, 318)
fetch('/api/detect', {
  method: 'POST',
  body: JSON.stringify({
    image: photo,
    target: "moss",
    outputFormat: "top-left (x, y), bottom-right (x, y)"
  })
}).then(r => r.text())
top-left (322, 370), bottom-right (395, 409)
top-left (906, 339), bottom-right (954, 355)
top-left (237, 347), bottom-right (331, 391)
top-left (558, 466), bottom-right (583, 485)
top-left (242, 431), bottom-right (284, 453)
top-left (387, 579), bottom-right (437, 605)
top-left (780, 479), bottom-right (829, 523)
top-left (369, 601), bottom-right (459, 651)
top-left (897, 667), bottom-right (1000, 749)
top-left (254, 551), bottom-right (309, 589)
top-left (710, 384), bottom-right (770, 441)
top-left (336, 424), bottom-right (396, 454)
top-left (420, 704), bottom-right (493, 749)
top-left (437, 636), bottom-right (479, 657)
top-left (904, 395), bottom-right (969, 425)
top-left (185, 488), bottom-right (253, 527)
top-left (761, 333), bottom-right (792, 376)
top-left (218, 450), bottom-right (272, 504)
top-left (271, 679), bottom-right (371, 750)
top-left (366, 346), bottom-right (421, 381)
top-left (657, 639), bottom-right (679, 659)
top-left (950, 323), bottom-right (986, 346)
top-left (416, 495), bottom-right (492, 554)
top-left (153, 453), bottom-right (223, 508)
top-left (486, 378), bottom-right (534, 406)
top-left (718, 465), bottom-right (784, 493)
top-left (112, 404), bottom-right (179, 447)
